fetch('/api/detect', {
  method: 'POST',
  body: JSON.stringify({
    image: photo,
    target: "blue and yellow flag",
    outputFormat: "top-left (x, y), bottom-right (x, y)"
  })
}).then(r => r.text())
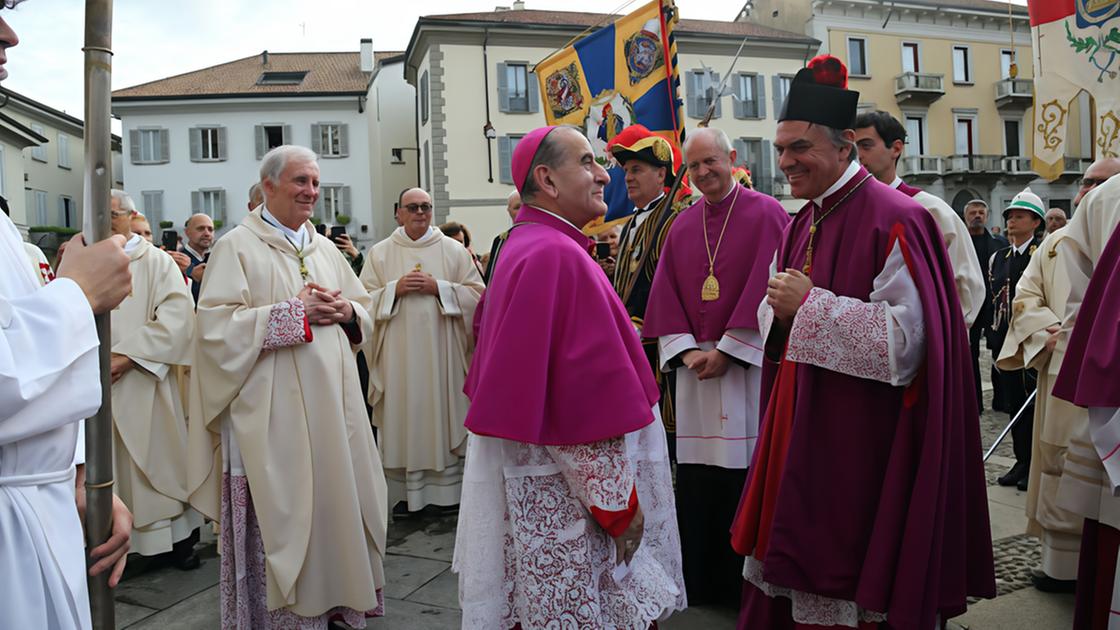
top-left (535, 0), bottom-right (683, 233)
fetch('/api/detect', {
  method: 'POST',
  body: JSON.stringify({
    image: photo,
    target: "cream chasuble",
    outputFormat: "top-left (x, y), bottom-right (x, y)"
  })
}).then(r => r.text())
top-left (111, 237), bottom-right (202, 555)
top-left (996, 227), bottom-right (1086, 579)
top-left (187, 208), bottom-right (387, 617)
top-left (360, 226), bottom-right (483, 510)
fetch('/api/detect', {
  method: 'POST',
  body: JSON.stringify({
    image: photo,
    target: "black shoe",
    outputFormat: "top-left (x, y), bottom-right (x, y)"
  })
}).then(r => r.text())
top-left (1031, 572), bottom-right (1076, 593)
top-left (997, 462), bottom-right (1027, 486)
top-left (173, 551), bottom-right (202, 571)
top-left (1017, 476), bottom-right (1029, 491)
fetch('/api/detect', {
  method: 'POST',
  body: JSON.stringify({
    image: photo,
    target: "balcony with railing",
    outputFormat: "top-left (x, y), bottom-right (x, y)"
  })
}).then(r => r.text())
top-left (943, 154), bottom-right (1004, 174)
top-left (899, 155), bottom-right (943, 178)
top-left (995, 78), bottom-right (1033, 111)
top-left (1063, 157), bottom-right (1092, 175)
top-left (1003, 156), bottom-right (1035, 176)
top-left (894, 72), bottom-right (945, 106)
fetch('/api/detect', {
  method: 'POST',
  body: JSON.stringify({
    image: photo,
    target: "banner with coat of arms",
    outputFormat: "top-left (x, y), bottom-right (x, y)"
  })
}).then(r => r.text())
top-left (1030, 0), bottom-right (1120, 180)
top-left (534, 0), bottom-right (683, 232)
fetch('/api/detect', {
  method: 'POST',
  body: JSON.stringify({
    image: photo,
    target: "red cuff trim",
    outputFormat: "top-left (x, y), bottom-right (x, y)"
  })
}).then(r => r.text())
top-left (303, 313), bottom-right (313, 343)
top-left (590, 485), bottom-right (639, 537)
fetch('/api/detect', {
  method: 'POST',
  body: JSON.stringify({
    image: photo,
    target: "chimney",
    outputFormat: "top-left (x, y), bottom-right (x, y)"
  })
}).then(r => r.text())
top-left (513, 0), bottom-right (525, 9)
top-left (261, 50), bottom-right (269, 66)
top-left (360, 38), bottom-right (374, 73)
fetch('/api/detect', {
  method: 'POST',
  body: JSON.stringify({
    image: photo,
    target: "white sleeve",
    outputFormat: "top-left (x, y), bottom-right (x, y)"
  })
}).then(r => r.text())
top-left (786, 242), bottom-right (925, 386)
top-left (374, 280), bottom-right (400, 321)
top-left (658, 333), bottom-right (699, 372)
top-left (436, 279), bottom-right (463, 317)
top-left (757, 253), bottom-right (777, 343)
top-left (0, 278), bottom-right (101, 445)
top-left (717, 328), bottom-right (764, 367)
top-left (1087, 407), bottom-right (1120, 495)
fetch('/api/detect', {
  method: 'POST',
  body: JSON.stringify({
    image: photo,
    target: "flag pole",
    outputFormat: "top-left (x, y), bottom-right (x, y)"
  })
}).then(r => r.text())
top-left (82, 0), bottom-right (116, 627)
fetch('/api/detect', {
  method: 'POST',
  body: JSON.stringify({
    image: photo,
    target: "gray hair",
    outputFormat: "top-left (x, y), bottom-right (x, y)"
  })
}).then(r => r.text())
top-left (683, 127), bottom-right (733, 160)
top-left (110, 189), bottom-right (136, 212)
top-left (825, 127), bottom-right (858, 163)
top-left (964, 199), bottom-right (988, 209)
top-left (259, 145), bottom-right (318, 184)
top-left (248, 182), bottom-right (263, 202)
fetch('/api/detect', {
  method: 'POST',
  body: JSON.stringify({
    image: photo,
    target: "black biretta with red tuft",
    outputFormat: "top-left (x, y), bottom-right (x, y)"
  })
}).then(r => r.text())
top-left (778, 54), bottom-right (860, 130)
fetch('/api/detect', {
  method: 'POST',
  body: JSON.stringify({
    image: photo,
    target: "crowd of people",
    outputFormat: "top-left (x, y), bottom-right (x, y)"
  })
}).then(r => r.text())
top-left (4, 2), bottom-right (1120, 627)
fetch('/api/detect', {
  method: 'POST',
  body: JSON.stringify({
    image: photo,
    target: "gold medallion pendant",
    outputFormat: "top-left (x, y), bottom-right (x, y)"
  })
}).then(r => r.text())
top-left (701, 272), bottom-right (720, 301)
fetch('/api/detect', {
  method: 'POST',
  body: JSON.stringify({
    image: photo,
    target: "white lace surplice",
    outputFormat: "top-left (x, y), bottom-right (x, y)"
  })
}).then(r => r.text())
top-left (748, 243), bottom-right (926, 628)
top-left (454, 414), bottom-right (686, 629)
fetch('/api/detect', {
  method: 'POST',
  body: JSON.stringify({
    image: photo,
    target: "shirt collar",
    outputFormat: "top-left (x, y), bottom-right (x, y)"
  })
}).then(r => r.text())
top-left (634, 192), bottom-right (666, 214)
top-left (183, 243), bottom-right (207, 260)
top-left (1011, 238), bottom-right (1033, 255)
top-left (261, 205), bottom-right (308, 248)
top-left (889, 176), bottom-right (903, 190)
top-left (528, 205), bottom-right (581, 232)
top-left (814, 161), bottom-right (862, 207)
top-left (124, 233), bottom-right (143, 254)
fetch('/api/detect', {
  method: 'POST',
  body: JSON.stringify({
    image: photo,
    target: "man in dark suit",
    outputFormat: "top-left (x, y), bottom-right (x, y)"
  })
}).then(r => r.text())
top-left (966, 199), bottom-right (1008, 412)
top-left (988, 189), bottom-right (1045, 490)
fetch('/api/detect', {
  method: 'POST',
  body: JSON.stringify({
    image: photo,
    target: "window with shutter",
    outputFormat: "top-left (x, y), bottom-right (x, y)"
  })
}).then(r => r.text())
top-left (316, 123), bottom-right (345, 158)
top-left (735, 73), bottom-right (760, 119)
top-left (503, 63), bottom-right (531, 113)
top-left (159, 129), bottom-right (170, 162)
top-left (687, 71), bottom-right (703, 119)
top-left (57, 133), bottom-right (71, 169)
top-left (420, 71), bottom-right (430, 124)
top-left (189, 128), bottom-right (202, 161)
top-left (135, 128), bottom-right (169, 164)
top-left (130, 130), bottom-right (141, 164)
top-left (528, 72), bottom-right (540, 114)
top-left (30, 124), bottom-right (47, 162)
top-left (497, 135), bottom-right (524, 184)
top-left (142, 190), bottom-right (164, 227)
top-left (756, 75), bottom-right (768, 119)
top-left (497, 62), bottom-right (510, 113)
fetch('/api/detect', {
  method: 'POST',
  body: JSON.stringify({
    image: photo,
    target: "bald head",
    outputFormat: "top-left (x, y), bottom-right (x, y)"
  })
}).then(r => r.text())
top-left (185, 213), bottom-right (215, 252)
top-left (1045, 208), bottom-right (1068, 233)
top-left (1075, 157), bottom-right (1120, 206)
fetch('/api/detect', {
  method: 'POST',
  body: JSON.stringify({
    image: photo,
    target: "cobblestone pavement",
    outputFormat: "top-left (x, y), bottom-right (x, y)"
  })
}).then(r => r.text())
top-left (111, 353), bottom-right (1052, 628)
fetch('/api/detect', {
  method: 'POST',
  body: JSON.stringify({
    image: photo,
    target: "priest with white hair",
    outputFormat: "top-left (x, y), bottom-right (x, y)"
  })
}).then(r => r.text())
top-left (187, 144), bottom-right (388, 628)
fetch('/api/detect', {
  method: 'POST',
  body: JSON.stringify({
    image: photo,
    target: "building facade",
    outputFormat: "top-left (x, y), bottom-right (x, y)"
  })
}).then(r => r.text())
top-left (0, 88), bottom-right (124, 234)
top-left (405, 8), bottom-right (819, 246)
top-left (737, 0), bottom-right (1091, 221)
top-left (112, 44), bottom-right (414, 249)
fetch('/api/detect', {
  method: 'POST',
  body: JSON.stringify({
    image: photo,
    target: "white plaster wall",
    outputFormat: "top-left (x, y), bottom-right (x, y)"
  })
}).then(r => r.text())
top-left (0, 140), bottom-right (28, 225)
top-left (7, 109), bottom-right (86, 227)
top-left (115, 98), bottom-right (374, 245)
top-left (367, 60), bottom-right (419, 242)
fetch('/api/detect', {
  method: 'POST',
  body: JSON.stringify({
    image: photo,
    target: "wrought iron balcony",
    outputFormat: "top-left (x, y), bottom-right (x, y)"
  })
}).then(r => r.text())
top-left (944, 154), bottom-right (1004, 174)
top-left (995, 78), bottom-right (1033, 111)
top-left (894, 72), bottom-right (944, 106)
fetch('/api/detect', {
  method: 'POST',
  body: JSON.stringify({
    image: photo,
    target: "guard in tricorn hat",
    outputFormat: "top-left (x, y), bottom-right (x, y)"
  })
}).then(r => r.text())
top-left (606, 124), bottom-right (687, 459)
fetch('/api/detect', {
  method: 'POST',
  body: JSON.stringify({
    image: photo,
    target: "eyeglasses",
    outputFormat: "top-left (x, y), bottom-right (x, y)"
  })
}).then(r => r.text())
top-left (110, 210), bottom-right (132, 218)
top-left (402, 203), bottom-right (433, 214)
top-left (1078, 176), bottom-right (1110, 188)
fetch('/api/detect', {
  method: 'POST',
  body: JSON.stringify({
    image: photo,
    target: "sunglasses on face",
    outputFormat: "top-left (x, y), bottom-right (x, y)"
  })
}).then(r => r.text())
top-left (402, 203), bottom-right (433, 214)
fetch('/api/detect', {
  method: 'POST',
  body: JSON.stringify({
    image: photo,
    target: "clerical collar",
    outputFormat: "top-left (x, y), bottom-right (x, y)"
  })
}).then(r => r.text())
top-left (405, 226), bottom-right (437, 241)
top-left (1011, 238), bottom-right (1033, 255)
top-left (527, 205), bottom-right (581, 233)
top-left (261, 206), bottom-right (308, 248)
top-left (183, 243), bottom-right (207, 260)
top-left (889, 176), bottom-right (903, 190)
top-left (124, 233), bottom-right (143, 254)
top-left (814, 161), bottom-right (862, 207)
top-left (634, 192), bottom-right (666, 214)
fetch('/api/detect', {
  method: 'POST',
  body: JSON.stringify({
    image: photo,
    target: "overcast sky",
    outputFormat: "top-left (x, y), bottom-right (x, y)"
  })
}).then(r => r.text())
top-left (3, 0), bottom-right (1027, 121)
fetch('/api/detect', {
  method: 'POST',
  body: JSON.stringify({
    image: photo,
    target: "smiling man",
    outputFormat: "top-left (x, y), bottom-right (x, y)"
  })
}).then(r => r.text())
top-left (643, 126), bottom-right (788, 609)
top-left (187, 145), bottom-right (388, 628)
top-left (729, 55), bottom-right (994, 629)
top-left (457, 125), bottom-right (685, 628)
top-left (359, 187), bottom-right (483, 515)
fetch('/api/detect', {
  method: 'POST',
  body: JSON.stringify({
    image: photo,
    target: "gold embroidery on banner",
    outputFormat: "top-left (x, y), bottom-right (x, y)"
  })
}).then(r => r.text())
top-left (1099, 111), bottom-right (1120, 157)
top-left (1037, 100), bottom-right (1069, 152)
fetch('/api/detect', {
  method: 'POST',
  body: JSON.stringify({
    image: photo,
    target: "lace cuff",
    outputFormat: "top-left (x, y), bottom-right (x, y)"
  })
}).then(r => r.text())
top-left (548, 437), bottom-right (639, 531)
top-left (786, 288), bottom-right (891, 383)
top-left (262, 298), bottom-right (312, 351)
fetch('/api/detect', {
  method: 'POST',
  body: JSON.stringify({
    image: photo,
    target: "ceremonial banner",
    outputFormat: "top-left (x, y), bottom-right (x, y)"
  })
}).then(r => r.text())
top-left (1030, 0), bottom-right (1120, 179)
top-left (535, 0), bottom-right (683, 232)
